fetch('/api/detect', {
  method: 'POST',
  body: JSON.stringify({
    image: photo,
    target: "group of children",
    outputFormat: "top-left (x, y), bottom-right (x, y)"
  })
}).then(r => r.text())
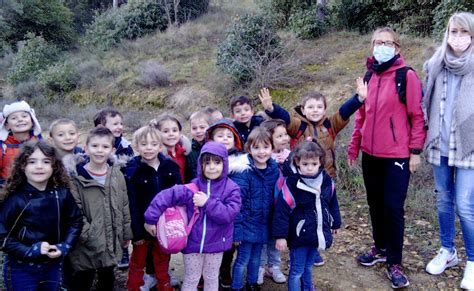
top-left (0, 82), bottom-right (366, 291)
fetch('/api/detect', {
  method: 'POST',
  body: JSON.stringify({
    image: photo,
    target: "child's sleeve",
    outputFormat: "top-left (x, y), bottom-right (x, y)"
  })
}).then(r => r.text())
top-left (230, 172), bottom-right (249, 242)
top-left (347, 105), bottom-right (366, 161)
top-left (119, 173), bottom-right (133, 241)
top-left (56, 189), bottom-right (84, 256)
top-left (272, 183), bottom-right (292, 239)
top-left (329, 94), bottom-right (363, 136)
top-left (144, 185), bottom-right (191, 225)
top-left (202, 183), bottom-right (241, 226)
top-left (70, 180), bottom-right (92, 243)
top-left (328, 181), bottom-right (342, 230)
top-left (265, 103), bottom-right (302, 139)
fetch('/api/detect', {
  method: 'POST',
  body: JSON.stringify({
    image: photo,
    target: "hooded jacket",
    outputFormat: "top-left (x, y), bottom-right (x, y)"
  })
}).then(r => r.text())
top-left (230, 154), bottom-right (280, 243)
top-left (205, 119), bottom-right (244, 152)
top-left (68, 163), bottom-right (132, 271)
top-left (267, 94), bottom-right (362, 178)
top-left (273, 161), bottom-right (341, 250)
top-left (0, 184), bottom-right (83, 263)
top-left (122, 154), bottom-right (182, 242)
top-left (348, 56), bottom-right (426, 160)
top-left (144, 142), bottom-right (241, 254)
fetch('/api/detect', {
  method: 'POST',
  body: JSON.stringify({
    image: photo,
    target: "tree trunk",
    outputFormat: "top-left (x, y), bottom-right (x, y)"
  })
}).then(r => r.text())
top-left (316, 0), bottom-right (327, 21)
top-left (113, 0), bottom-right (118, 8)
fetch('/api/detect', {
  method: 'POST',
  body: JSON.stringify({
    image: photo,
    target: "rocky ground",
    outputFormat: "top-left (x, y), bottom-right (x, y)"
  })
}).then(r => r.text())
top-left (113, 192), bottom-right (466, 290)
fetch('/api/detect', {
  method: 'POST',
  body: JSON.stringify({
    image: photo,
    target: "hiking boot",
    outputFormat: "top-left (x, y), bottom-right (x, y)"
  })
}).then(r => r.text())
top-left (426, 247), bottom-right (458, 275)
top-left (220, 273), bottom-right (232, 289)
top-left (117, 247), bottom-right (129, 269)
top-left (461, 261), bottom-right (474, 290)
top-left (313, 251), bottom-right (325, 266)
top-left (257, 266), bottom-right (265, 285)
top-left (357, 246), bottom-right (387, 266)
top-left (386, 264), bottom-right (409, 289)
top-left (266, 265), bottom-right (286, 283)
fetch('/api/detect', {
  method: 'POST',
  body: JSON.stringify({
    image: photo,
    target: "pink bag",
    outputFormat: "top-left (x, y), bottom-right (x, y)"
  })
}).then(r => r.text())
top-left (156, 183), bottom-right (200, 254)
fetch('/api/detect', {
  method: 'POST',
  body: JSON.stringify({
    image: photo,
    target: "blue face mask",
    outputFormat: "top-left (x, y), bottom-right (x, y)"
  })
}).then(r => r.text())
top-left (373, 45), bottom-right (396, 63)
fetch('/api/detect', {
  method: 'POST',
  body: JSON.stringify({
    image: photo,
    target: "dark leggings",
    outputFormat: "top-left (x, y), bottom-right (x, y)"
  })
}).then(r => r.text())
top-left (70, 266), bottom-right (115, 291)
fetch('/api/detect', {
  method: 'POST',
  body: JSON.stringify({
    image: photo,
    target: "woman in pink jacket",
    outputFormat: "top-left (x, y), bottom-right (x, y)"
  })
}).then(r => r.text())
top-left (347, 27), bottom-right (426, 289)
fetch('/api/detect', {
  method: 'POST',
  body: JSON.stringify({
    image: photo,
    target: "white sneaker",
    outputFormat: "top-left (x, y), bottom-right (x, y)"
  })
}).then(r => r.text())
top-left (141, 274), bottom-right (157, 291)
top-left (267, 265), bottom-right (286, 283)
top-left (426, 247), bottom-right (459, 275)
top-left (257, 266), bottom-right (265, 285)
top-left (461, 261), bottom-right (474, 290)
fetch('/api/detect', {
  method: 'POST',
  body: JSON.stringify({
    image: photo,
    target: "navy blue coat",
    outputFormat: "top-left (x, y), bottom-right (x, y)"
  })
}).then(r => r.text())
top-left (273, 162), bottom-right (341, 250)
top-left (233, 115), bottom-right (265, 144)
top-left (122, 154), bottom-right (182, 241)
top-left (231, 154), bottom-right (280, 243)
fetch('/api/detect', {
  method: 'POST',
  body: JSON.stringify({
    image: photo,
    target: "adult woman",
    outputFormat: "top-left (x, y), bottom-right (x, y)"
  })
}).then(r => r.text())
top-left (347, 27), bottom-right (426, 289)
top-left (423, 12), bottom-right (474, 290)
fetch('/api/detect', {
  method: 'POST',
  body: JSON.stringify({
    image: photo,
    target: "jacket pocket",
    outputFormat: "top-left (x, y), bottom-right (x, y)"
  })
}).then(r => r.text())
top-left (389, 117), bottom-right (397, 143)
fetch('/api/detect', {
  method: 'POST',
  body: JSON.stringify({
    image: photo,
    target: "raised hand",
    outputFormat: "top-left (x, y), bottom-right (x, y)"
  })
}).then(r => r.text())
top-left (193, 191), bottom-right (209, 207)
top-left (356, 77), bottom-right (367, 101)
top-left (259, 88), bottom-right (274, 112)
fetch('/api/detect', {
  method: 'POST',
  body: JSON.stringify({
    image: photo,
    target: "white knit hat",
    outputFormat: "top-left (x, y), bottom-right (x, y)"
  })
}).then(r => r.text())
top-left (0, 101), bottom-right (42, 140)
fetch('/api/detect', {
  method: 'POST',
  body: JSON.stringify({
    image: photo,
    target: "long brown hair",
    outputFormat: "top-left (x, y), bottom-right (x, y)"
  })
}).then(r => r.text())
top-left (2, 140), bottom-right (71, 199)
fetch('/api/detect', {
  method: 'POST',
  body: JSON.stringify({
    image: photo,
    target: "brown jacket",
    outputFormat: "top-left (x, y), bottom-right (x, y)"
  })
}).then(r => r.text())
top-left (68, 163), bottom-right (132, 271)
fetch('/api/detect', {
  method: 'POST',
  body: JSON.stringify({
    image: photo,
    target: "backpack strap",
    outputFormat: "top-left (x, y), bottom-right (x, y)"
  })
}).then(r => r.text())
top-left (184, 183), bottom-right (200, 234)
top-left (363, 70), bottom-right (373, 85)
top-left (275, 177), bottom-right (296, 210)
top-left (290, 121), bottom-right (307, 148)
top-left (395, 66), bottom-right (413, 105)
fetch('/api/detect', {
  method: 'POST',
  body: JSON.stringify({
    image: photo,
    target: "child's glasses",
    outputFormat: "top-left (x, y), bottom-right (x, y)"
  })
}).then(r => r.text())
top-left (373, 40), bottom-right (399, 47)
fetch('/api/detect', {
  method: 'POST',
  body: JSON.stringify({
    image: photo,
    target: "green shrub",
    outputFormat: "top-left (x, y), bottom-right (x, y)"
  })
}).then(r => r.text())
top-left (289, 7), bottom-right (327, 39)
top-left (216, 14), bottom-right (282, 84)
top-left (258, 0), bottom-right (318, 28)
top-left (0, 0), bottom-right (75, 49)
top-left (38, 62), bottom-right (80, 94)
top-left (178, 0), bottom-right (210, 22)
top-left (83, 0), bottom-right (167, 50)
top-left (432, 0), bottom-right (474, 41)
top-left (7, 34), bottom-right (59, 85)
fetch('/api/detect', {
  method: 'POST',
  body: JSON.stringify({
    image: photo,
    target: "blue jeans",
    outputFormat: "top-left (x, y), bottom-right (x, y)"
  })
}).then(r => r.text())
top-left (433, 156), bottom-right (474, 261)
top-left (231, 242), bottom-right (263, 289)
top-left (3, 256), bottom-right (62, 291)
top-left (260, 239), bottom-right (281, 267)
top-left (288, 246), bottom-right (318, 291)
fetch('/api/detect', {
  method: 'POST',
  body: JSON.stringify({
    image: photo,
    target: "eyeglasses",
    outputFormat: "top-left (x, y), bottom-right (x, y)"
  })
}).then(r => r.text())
top-left (373, 40), bottom-right (399, 48)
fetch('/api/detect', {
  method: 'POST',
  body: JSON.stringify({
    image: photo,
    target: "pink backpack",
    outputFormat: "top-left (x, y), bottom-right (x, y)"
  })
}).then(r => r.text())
top-left (156, 183), bottom-right (200, 254)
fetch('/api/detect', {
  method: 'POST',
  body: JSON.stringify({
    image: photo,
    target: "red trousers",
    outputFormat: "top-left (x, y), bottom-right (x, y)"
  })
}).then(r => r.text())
top-left (127, 240), bottom-right (170, 291)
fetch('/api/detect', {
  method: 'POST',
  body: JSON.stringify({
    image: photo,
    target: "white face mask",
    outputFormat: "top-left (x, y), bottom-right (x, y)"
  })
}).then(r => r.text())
top-left (448, 35), bottom-right (472, 53)
top-left (373, 45), bottom-right (396, 63)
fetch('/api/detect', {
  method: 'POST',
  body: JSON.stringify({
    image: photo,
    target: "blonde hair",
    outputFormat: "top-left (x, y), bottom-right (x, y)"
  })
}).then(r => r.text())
top-left (189, 110), bottom-right (212, 125)
top-left (443, 12), bottom-right (474, 47)
top-left (370, 27), bottom-right (400, 51)
top-left (132, 125), bottom-right (162, 149)
top-left (49, 118), bottom-right (78, 137)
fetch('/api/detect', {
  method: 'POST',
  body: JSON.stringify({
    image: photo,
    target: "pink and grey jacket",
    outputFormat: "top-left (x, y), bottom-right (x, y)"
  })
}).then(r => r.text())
top-left (144, 142), bottom-right (241, 254)
top-left (348, 56), bottom-right (426, 159)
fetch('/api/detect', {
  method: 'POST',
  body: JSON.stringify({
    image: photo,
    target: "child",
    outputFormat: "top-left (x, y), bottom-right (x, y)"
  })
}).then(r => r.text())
top-left (261, 119), bottom-right (291, 165)
top-left (273, 141), bottom-right (341, 291)
top-left (48, 118), bottom-right (83, 159)
top-left (260, 88), bottom-right (364, 178)
top-left (230, 95), bottom-right (264, 144)
top-left (68, 126), bottom-right (132, 291)
top-left (123, 125), bottom-right (182, 291)
top-left (203, 107), bottom-right (224, 124)
top-left (204, 118), bottom-right (244, 288)
top-left (230, 127), bottom-right (280, 290)
top-left (186, 110), bottom-right (211, 182)
top-left (150, 114), bottom-right (191, 182)
top-left (0, 140), bottom-right (83, 290)
top-left (93, 107), bottom-right (134, 158)
top-left (144, 141), bottom-right (242, 291)
top-left (0, 101), bottom-right (42, 186)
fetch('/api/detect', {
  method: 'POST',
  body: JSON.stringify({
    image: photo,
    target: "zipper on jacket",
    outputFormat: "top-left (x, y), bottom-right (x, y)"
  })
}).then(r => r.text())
top-left (55, 191), bottom-right (60, 243)
top-left (389, 117), bottom-right (397, 142)
top-left (371, 78), bottom-right (382, 153)
top-left (199, 180), bottom-right (211, 253)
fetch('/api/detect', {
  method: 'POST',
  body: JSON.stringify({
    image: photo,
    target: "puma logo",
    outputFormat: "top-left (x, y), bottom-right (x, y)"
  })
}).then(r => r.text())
top-left (394, 162), bottom-right (405, 170)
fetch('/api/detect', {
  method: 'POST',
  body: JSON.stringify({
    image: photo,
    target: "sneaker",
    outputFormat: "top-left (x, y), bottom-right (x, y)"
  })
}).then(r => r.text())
top-left (140, 274), bottom-right (157, 291)
top-left (117, 247), bottom-right (129, 269)
top-left (169, 270), bottom-right (180, 287)
top-left (356, 246), bottom-right (387, 266)
top-left (257, 267), bottom-right (265, 285)
top-left (426, 247), bottom-right (459, 275)
top-left (461, 261), bottom-right (474, 290)
top-left (313, 251), bottom-right (325, 266)
top-left (266, 265), bottom-right (286, 283)
top-left (220, 274), bottom-right (231, 289)
top-left (386, 264), bottom-right (409, 289)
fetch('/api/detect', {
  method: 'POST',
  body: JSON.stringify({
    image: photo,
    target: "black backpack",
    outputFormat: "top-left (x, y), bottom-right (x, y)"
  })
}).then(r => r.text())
top-left (363, 66), bottom-right (414, 105)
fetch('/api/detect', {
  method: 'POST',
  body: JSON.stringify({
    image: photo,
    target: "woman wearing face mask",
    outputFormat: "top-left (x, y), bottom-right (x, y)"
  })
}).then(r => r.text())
top-left (422, 12), bottom-right (474, 289)
top-left (347, 27), bottom-right (426, 289)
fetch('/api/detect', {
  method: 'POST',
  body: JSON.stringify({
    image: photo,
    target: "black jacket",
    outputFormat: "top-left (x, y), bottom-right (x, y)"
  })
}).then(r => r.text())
top-left (0, 183), bottom-right (83, 262)
top-left (122, 154), bottom-right (182, 241)
top-left (233, 115), bottom-right (265, 144)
